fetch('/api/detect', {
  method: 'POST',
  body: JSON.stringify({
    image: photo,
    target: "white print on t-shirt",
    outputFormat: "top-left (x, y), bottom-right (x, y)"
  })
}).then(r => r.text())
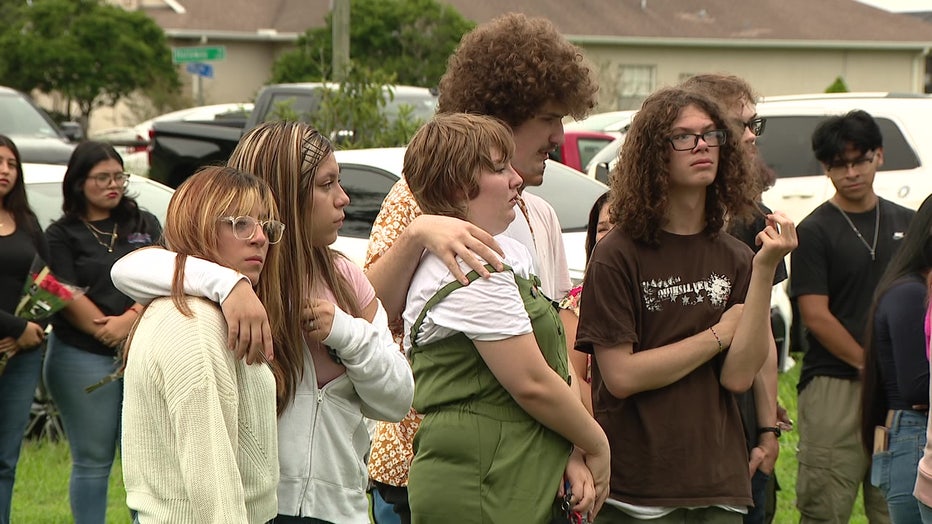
top-left (642, 273), bottom-right (732, 312)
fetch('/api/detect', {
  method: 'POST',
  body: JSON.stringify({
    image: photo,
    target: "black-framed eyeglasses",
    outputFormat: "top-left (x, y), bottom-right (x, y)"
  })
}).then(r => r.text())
top-left (826, 152), bottom-right (876, 176)
top-left (668, 129), bottom-right (727, 151)
top-left (88, 172), bottom-right (130, 188)
top-left (218, 216), bottom-right (286, 244)
top-left (740, 117), bottom-right (766, 137)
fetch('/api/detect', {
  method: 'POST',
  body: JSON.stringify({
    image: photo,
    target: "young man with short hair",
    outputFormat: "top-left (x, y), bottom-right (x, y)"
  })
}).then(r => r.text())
top-left (792, 110), bottom-right (913, 524)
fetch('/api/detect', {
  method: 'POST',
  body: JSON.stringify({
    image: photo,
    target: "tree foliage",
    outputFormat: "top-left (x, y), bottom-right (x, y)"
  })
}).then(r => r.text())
top-left (825, 76), bottom-right (849, 93)
top-left (0, 0), bottom-right (179, 124)
top-left (271, 0), bottom-right (474, 87)
top-left (267, 64), bottom-right (426, 149)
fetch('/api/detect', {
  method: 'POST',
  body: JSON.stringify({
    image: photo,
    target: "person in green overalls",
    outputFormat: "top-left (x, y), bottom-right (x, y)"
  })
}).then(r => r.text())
top-left (400, 112), bottom-right (611, 524)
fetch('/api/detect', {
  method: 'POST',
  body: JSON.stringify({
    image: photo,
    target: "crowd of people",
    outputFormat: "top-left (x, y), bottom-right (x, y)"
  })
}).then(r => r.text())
top-left (1, 9), bottom-right (932, 524)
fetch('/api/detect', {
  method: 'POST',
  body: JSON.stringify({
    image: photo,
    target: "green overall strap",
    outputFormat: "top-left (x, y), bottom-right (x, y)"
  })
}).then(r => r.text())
top-left (408, 263), bottom-right (513, 350)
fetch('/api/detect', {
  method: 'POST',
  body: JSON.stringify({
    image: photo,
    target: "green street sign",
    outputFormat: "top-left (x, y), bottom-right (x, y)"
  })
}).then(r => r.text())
top-left (172, 46), bottom-right (226, 64)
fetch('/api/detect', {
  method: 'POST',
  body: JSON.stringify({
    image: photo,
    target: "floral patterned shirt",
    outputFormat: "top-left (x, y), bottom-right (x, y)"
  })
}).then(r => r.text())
top-left (365, 179), bottom-right (423, 487)
top-left (559, 284), bottom-right (591, 383)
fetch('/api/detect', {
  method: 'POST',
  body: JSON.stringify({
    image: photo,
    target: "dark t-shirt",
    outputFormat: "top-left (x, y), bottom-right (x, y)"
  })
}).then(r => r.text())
top-left (729, 202), bottom-right (788, 450)
top-left (875, 276), bottom-right (929, 409)
top-left (0, 217), bottom-right (49, 340)
top-left (790, 198), bottom-right (914, 392)
top-left (576, 228), bottom-right (754, 507)
top-left (46, 211), bottom-right (161, 356)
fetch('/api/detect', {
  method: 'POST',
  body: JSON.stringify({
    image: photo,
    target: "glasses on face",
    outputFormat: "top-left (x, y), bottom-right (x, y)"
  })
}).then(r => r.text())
top-left (88, 172), bottom-right (130, 188)
top-left (739, 117), bottom-right (766, 137)
top-left (668, 129), bottom-right (727, 151)
top-left (218, 216), bottom-right (286, 244)
top-left (826, 152), bottom-right (876, 176)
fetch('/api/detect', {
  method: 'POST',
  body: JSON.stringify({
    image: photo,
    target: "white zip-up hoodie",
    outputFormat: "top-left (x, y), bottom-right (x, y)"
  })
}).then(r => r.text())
top-left (277, 303), bottom-right (412, 522)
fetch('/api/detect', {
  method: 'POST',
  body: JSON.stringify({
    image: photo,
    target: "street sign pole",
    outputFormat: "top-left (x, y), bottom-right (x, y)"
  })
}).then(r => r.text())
top-left (178, 55), bottom-right (219, 105)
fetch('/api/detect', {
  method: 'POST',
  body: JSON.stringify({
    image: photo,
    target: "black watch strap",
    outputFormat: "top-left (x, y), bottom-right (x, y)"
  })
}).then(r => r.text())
top-left (757, 426), bottom-right (782, 438)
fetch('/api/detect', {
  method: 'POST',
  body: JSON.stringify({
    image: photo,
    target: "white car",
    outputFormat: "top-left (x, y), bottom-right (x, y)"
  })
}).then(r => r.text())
top-left (587, 93), bottom-right (932, 224)
top-left (23, 163), bottom-right (173, 228)
top-left (565, 110), bottom-right (638, 139)
top-left (332, 148), bottom-right (609, 285)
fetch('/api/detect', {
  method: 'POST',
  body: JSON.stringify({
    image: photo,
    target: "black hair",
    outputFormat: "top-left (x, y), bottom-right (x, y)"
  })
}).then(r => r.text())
top-left (60, 141), bottom-right (149, 235)
top-left (811, 110), bottom-right (883, 164)
top-left (0, 134), bottom-right (43, 248)
top-left (860, 193), bottom-right (932, 452)
top-left (585, 191), bottom-right (610, 265)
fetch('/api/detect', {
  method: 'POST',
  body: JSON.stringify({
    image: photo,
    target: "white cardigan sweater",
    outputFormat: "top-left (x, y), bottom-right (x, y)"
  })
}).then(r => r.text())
top-left (122, 297), bottom-right (278, 524)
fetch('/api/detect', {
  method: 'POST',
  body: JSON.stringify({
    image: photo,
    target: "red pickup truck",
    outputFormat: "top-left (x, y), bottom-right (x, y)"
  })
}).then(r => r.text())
top-left (548, 130), bottom-right (615, 172)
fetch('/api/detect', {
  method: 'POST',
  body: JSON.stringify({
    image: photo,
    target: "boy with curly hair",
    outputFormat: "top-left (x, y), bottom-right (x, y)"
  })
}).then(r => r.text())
top-left (575, 87), bottom-right (796, 523)
top-left (364, 12), bottom-right (599, 523)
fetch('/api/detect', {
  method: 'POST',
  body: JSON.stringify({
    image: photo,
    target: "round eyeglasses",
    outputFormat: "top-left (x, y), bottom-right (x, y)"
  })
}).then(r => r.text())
top-left (218, 216), bottom-right (286, 244)
top-left (88, 172), bottom-right (130, 188)
top-left (668, 129), bottom-right (727, 151)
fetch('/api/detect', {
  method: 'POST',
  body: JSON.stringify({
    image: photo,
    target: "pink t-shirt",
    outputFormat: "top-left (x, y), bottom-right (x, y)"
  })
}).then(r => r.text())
top-left (313, 255), bottom-right (375, 309)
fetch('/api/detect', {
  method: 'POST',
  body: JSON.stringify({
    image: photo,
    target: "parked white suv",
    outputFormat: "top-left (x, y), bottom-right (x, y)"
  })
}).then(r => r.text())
top-left (757, 92), bottom-right (932, 223)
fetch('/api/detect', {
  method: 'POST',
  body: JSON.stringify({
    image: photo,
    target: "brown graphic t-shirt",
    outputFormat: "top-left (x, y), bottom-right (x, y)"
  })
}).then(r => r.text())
top-left (576, 228), bottom-right (754, 508)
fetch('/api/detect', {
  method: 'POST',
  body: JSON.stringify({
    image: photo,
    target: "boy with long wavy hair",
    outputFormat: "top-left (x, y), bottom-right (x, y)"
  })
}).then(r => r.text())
top-left (575, 87), bottom-right (796, 522)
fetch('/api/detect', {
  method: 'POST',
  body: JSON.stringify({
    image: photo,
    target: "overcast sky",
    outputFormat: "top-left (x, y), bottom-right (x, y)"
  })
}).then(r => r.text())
top-left (855, 0), bottom-right (932, 12)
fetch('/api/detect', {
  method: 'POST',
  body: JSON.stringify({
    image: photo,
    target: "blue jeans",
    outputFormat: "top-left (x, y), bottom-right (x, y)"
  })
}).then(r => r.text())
top-left (44, 333), bottom-right (122, 524)
top-left (744, 469), bottom-right (771, 524)
top-left (871, 409), bottom-right (927, 524)
top-left (0, 348), bottom-right (42, 524)
top-left (920, 500), bottom-right (932, 524)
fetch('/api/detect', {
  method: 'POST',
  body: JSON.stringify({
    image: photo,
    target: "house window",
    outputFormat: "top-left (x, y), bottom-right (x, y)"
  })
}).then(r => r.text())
top-left (616, 65), bottom-right (655, 109)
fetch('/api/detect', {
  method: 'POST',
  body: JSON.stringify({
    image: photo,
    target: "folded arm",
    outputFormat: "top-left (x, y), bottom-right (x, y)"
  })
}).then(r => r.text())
top-left (323, 298), bottom-right (414, 422)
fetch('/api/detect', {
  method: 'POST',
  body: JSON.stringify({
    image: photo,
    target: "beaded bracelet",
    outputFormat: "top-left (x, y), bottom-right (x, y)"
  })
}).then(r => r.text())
top-left (709, 326), bottom-right (724, 353)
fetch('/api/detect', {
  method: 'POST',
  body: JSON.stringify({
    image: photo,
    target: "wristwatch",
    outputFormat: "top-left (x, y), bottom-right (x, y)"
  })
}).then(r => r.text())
top-left (757, 426), bottom-right (782, 438)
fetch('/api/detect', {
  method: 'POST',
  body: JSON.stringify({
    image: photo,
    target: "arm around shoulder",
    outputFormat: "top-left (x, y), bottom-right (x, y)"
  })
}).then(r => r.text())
top-left (112, 247), bottom-right (247, 305)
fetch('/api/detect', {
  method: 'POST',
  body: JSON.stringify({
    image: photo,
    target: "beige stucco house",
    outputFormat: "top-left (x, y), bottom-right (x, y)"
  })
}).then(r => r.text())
top-left (90, 0), bottom-right (932, 129)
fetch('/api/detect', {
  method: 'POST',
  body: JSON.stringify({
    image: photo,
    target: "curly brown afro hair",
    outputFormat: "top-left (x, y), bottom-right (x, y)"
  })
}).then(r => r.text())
top-left (437, 12), bottom-right (598, 127)
top-left (611, 87), bottom-right (758, 246)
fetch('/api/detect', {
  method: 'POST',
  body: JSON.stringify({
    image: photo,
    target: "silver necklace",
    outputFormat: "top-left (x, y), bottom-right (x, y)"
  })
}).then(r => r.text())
top-left (831, 201), bottom-right (880, 261)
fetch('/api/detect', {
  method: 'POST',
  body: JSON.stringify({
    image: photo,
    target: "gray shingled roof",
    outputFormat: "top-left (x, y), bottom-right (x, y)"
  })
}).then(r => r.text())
top-left (146, 0), bottom-right (932, 44)
top-left (144, 0), bottom-right (328, 36)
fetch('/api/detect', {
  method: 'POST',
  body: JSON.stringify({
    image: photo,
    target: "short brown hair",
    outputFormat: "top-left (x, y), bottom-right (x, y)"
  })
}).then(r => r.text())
top-left (405, 113), bottom-right (514, 219)
top-left (612, 87), bottom-right (758, 245)
top-left (437, 12), bottom-right (598, 127)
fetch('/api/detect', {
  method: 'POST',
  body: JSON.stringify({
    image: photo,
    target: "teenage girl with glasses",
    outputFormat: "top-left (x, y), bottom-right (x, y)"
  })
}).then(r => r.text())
top-left (44, 141), bottom-right (161, 524)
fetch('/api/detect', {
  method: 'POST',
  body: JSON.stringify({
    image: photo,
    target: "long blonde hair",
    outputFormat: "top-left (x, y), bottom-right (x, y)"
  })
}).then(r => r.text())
top-left (228, 121), bottom-right (361, 413)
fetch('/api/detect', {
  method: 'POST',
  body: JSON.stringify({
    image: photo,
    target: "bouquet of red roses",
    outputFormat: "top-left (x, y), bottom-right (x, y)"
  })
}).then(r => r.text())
top-left (14, 260), bottom-right (85, 321)
top-left (0, 257), bottom-right (86, 376)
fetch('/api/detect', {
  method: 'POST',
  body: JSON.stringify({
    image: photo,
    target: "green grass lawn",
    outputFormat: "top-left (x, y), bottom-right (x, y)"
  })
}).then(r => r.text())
top-left (12, 439), bottom-right (129, 523)
top-left (10, 353), bottom-right (868, 523)
top-left (774, 353), bottom-right (867, 523)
